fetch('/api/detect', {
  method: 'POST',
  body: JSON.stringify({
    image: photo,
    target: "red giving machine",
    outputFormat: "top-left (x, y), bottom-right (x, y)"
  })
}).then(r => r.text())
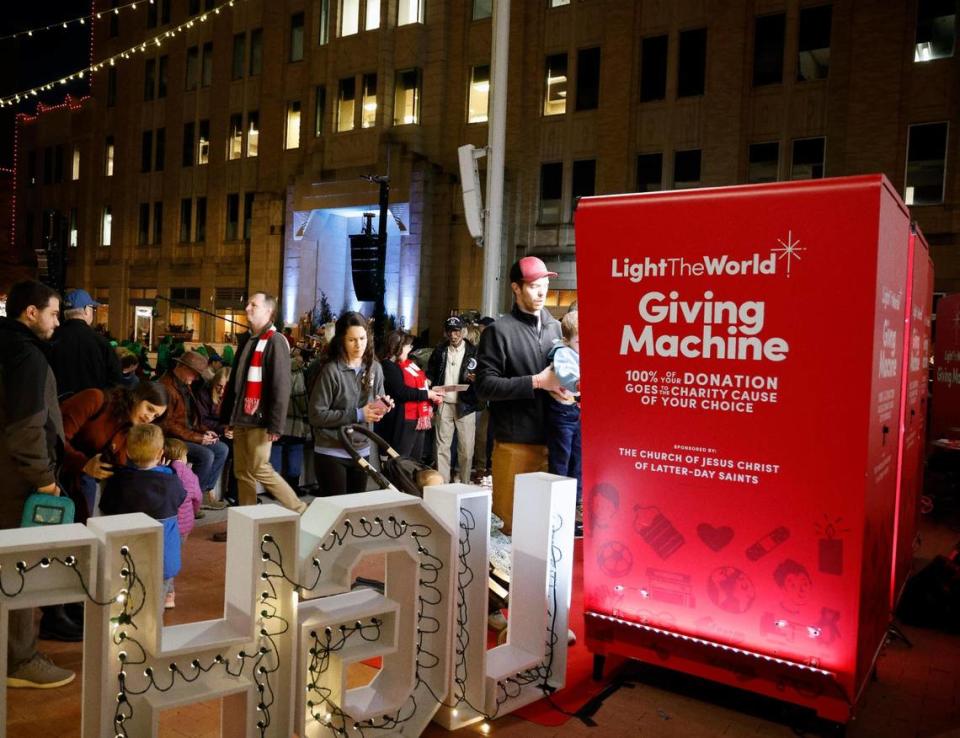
top-left (576, 175), bottom-right (913, 723)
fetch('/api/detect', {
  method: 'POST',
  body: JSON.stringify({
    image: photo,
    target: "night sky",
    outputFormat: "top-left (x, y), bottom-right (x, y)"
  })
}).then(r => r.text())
top-left (1, 1), bottom-right (90, 168)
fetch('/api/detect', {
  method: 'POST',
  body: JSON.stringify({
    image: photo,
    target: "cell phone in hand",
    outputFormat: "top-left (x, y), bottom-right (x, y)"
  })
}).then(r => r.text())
top-left (369, 398), bottom-right (389, 414)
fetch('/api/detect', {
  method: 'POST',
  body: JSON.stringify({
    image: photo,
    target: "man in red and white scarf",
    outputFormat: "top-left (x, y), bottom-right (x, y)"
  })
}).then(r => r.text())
top-left (218, 292), bottom-right (307, 541)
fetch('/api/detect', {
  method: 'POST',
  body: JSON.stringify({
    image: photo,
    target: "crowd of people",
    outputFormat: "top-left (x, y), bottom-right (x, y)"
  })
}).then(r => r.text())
top-left (0, 255), bottom-right (581, 688)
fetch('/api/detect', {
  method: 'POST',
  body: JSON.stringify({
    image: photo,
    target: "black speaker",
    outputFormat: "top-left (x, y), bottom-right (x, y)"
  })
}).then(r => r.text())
top-left (350, 233), bottom-right (382, 301)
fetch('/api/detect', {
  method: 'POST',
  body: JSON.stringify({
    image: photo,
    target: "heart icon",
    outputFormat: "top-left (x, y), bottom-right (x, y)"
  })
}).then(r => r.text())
top-left (697, 524), bottom-right (734, 552)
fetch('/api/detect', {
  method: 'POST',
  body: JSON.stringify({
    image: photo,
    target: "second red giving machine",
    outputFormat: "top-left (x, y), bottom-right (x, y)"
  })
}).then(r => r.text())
top-left (575, 175), bottom-right (915, 722)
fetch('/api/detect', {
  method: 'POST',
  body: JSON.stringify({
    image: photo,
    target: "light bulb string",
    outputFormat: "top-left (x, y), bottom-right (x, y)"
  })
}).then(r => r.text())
top-left (0, 0), bottom-right (149, 43)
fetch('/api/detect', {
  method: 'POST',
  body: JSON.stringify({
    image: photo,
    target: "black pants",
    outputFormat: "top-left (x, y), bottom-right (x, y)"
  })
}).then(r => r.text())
top-left (314, 452), bottom-right (368, 497)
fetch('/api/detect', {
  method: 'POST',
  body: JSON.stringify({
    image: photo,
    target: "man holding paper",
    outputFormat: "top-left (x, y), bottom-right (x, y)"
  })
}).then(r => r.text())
top-left (427, 315), bottom-right (478, 483)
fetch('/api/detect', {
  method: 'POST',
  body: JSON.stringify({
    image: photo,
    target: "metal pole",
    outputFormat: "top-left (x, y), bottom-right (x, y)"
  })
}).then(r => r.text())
top-left (482, 0), bottom-right (509, 317)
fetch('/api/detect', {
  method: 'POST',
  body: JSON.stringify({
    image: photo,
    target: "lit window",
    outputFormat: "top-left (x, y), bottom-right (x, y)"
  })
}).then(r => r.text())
top-left (105, 137), bottom-right (115, 176)
top-left (472, 0), bottom-right (491, 20)
top-left (636, 153), bottom-right (662, 192)
top-left (677, 28), bottom-right (707, 97)
top-left (101, 206), bottom-right (112, 246)
top-left (915, 0), bottom-right (956, 62)
top-left (550, 0), bottom-right (570, 6)
top-left (72, 146), bottom-right (80, 180)
top-left (198, 120), bottom-right (210, 165)
top-left (247, 111), bottom-right (259, 157)
top-left (362, 74), bottom-right (378, 128)
top-left (797, 5), bottom-right (831, 81)
top-left (69, 208), bottom-right (78, 247)
top-left (285, 101), bottom-right (302, 149)
top-left (319, 0), bottom-right (330, 44)
top-left (341, 0), bottom-right (360, 36)
top-left (790, 137), bottom-right (825, 180)
top-left (228, 114), bottom-right (243, 159)
top-left (468, 64), bottom-right (490, 123)
top-left (905, 122), bottom-right (948, 205)
top-left (748, 142), bottom-right (779, 183)
top-left (539, 162), bottom-right (563, 224)
top-left (290, 12), bottom-right (304, 61)
top-left (394, 69), bottom-right (421, 125)
top-left (201, 42), bottom-right (213, 87)
top-left (673, 149), bottom-right (701, 189)
top-left (338, 78), bottom-right (356, 132)
top-left (366, 0), bottom-right (381, 30)
top-left (543, 53), bottom-right (567, 116)
top-left (398, 0), bottom-right (423, 25)
top-left (753, 14), bottom-right (785, 86)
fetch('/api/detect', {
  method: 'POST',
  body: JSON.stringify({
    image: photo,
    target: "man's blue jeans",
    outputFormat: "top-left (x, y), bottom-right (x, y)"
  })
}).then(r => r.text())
top-left (185, 439), bottom-right (229, 493)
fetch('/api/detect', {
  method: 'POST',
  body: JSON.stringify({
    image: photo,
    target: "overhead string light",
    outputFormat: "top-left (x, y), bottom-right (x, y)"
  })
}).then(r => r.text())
top-left (0, 0), bottom-right (151, 43)
top-left (0, 0), bottom-right (241, 109)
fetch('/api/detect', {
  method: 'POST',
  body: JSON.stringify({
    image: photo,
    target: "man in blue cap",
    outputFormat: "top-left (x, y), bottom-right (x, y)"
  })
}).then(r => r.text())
top-left (49, 288), bottom-right (123, 397)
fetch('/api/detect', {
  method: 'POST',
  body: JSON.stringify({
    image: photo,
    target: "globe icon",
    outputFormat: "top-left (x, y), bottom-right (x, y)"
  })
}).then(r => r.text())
top-left (707, 566), bottom-right (756, 614)
top-left (597, 541), bottom-right (633, 578)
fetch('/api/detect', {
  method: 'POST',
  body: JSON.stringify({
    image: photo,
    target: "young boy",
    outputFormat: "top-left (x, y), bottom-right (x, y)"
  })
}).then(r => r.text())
top-left (100, 424), bottom-right (186, 610)
top-left (546, 310), bottom-right (582, 528)
top-left (163, 438), bottom-right (203, 609)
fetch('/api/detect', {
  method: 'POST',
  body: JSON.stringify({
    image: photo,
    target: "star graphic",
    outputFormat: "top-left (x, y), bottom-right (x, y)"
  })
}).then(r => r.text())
top-left (773, 230), bottom-right (805, 277)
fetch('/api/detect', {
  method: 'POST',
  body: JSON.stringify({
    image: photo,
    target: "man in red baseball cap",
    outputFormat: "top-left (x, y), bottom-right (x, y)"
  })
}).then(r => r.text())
top-left (475, 256), bottom-right (564, 535)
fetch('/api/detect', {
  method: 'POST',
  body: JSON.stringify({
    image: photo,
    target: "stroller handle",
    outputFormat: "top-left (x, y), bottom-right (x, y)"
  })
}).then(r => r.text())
top-left (337, 424), bottom-right (398, 491)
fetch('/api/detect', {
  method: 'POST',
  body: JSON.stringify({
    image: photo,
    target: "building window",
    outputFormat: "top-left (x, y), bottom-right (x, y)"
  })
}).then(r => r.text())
top-left (195, 198), bottom-right (207, 242)
top-left (362, 74), bottom-right (378, 128)
top-left (105, 136), bottom-right (115, 176)
top-left (102, 206), bottom-right (112, 246)
top-left (539, 162), bottom-right (563, 224)
top-left (250, 28), bottom-right (263, 75)
top-left (141, 130), bottom-right (153, 173)
top-left (43, 147), bottom-right (52, 185)
top-left (109, 0), bottom-right (119, 37)
top-left (636, 153), bottom-right (663, 192)
top-left (915, 0), bottom-right (956, 62)
top-left (197, 120), bottom-right (210, 165)
top-left (394, 69), bottom-right (421, 125)
top-left (791, 137), bottom-right (825, 179)
top-left (906, 122), bottom-right (948, 205)
top-left (753, 14), bottom-right (785, 86)
top-left (226, 193), bottom-right (240, 240)
top-left (543, 53), bottom-right (568, 116)
top-left (319, 0), bottom-right (330, 44)
top-left (54, 146), bottom-right (64, 183)
top-left (107, 67), bottom-right (117, 107)
top-left (155, 128), bottom-right (165, 171)
top-left (798, 5), bottom-right (832, 81)
top-left (247, 111), bottom-right (259, 157)
top-left (285, 101), bottom-right (302, 149)
top-left (468, 64), bottom-right (490, 123)
top-left (158, 55), bottom-right (168, 98)
top-left (69, 208), bottom-right (78, 248)
top-left (160, 0), bottom-right (170, 24)
top-left (153, 202), bottom-right (163, 244)
top-left (72, 146), bottom-right (80, 180)
top-left (473, 0), bottom-right (492, 20)
top-left (144, 59), bottom-right (156, 100)
top-left (228, 114), bottom-right (243, 159)
top-left (201, 42), bottom-right (213, 87)
top-left (571, 159), bottom-right (596, 205)
top-left (169, 288), bottom-right (200, 339)
top-left (232, 33), bottom-right (245, 79)
top-left (315, 86), bottom-right (327, 136)
top-left (338, 77), bottom-right (356, 132)
top-left (748, 142), bottom-right (779, 183)
top-left (27, 151), bottom-right (36, 186)
top-left (147, 0), bottom-right (158, 28)
top-left (180, 199), bottom-right (193, 242)
top-left (366, 0), bottom-right (381, 30)
top-left (550, 0), bottom-right (570, 6)
top-left (290, 12), bottom-right (305, 61)
top-left (182, 122), bottom-right (195, 167)
top-left (244, 192), bottom-right (255, 239)
top-left (185, 46), bottom-right (199, 91)
top-left (640, 35), bottom-right (667, 102)
top-left (575, 47), bottom-right (601, 111)
top-left (398, 0), bottom-right (423, 25)
top-left (673, 149), bottom-right (702, 189)
top-left (138, 203), bottom-right (150, 245)
top-left (677, 28), bottom-right (707, 97)
top-left (189, 0), bottom-right (200, 14)
top-left (341, 0), bottom-right (360, 36)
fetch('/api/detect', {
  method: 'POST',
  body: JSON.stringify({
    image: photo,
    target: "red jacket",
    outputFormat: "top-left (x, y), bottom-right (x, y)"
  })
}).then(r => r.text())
top-left (60, 389), bottom-right (131, 476)
top-left (159, 372), bottom-right (206, 444)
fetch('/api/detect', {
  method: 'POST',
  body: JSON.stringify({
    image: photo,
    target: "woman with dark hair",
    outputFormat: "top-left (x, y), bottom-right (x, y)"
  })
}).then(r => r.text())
top-left (376, 330), bottom-right (443, 460)
top-left (60, 381), bottom-right (169, 521)
top-left (308, 312), bottom-right (393, 496)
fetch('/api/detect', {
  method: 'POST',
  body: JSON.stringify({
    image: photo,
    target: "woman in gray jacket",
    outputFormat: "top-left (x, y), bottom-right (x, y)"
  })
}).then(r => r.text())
top-left (308, 312), bottom-right (392, 495)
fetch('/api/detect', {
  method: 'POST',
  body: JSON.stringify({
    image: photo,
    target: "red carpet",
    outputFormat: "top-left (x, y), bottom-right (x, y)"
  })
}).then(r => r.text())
top-left (508, 539), bottom-right (625, 727)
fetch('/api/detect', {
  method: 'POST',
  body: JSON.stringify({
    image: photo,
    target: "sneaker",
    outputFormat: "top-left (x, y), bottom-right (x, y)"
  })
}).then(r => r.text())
top-left (201, 493), bottom-right (228, 511)
top-left (164, 592), bottom-right (175, 609)
top-left (7, 653), bottom-right (75, 689)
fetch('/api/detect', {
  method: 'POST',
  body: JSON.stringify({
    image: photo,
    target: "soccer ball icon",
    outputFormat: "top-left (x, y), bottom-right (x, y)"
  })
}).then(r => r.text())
top-left (597, 541), bottom-right (633, 578)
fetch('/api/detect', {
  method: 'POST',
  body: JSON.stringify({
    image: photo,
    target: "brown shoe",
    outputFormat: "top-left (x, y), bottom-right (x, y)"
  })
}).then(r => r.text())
top-left (211, 530), bottom-right (227, 542)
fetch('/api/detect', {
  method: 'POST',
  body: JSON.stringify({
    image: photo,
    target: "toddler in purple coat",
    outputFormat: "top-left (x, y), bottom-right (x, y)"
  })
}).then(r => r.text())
top-left (163, 438), bottom-right (203, 609)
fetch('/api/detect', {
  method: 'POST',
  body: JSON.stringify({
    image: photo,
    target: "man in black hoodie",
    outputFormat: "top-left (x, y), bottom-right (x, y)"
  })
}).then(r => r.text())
top-left (0, 280), bottom-right (76, 689)
top-left (49, 288), bottom-right (123, 397)
top-left (475, 257), bottom-right (564, 535)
